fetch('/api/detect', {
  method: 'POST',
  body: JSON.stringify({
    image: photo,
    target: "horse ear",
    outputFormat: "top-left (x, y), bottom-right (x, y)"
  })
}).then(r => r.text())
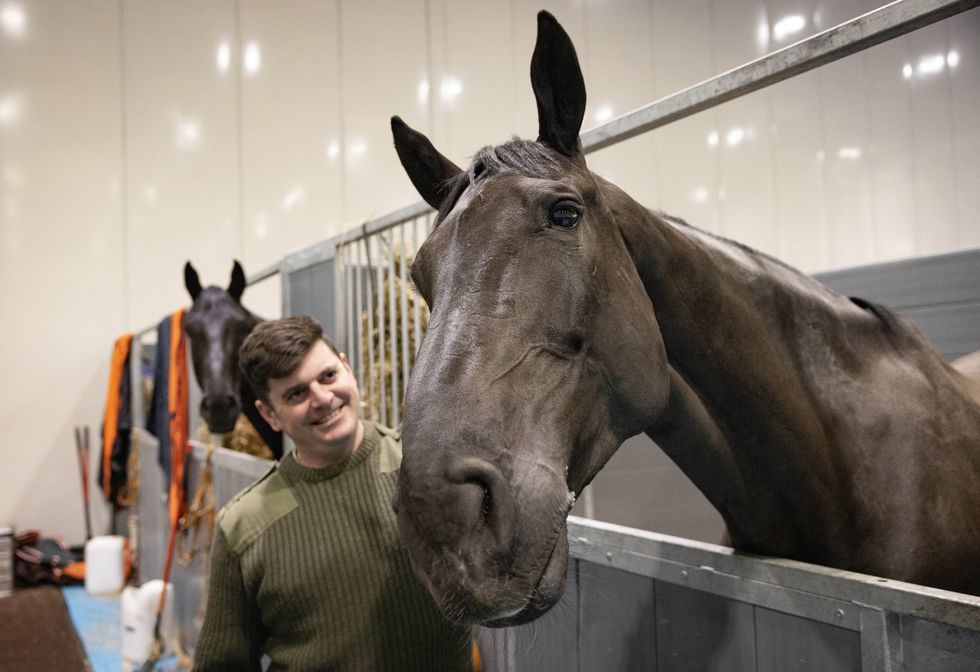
top-left (391, 116), bottom-right (463, 210)
top-left (531, 11), bottom-right (587, 161)
top-left (228, 260), bottom-right (246, 302)
top-left (184, 262), bottom-right (202, 301)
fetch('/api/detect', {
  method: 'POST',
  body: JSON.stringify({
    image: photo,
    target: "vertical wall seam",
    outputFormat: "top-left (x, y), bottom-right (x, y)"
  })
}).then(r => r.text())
top-left (336, 0), bottom-right (348, 228)
top-left (234, 0), bottom-right (246, 261)
top-left (117, 0), bottom-right (130, 330)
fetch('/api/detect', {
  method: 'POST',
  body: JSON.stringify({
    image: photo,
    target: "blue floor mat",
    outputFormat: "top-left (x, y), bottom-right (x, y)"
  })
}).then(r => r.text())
top-left (61, 586), bottom-right (181, 672)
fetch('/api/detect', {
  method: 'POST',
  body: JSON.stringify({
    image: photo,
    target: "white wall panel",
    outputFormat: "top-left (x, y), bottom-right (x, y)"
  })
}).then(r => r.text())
top-left (711, 0), bottom-right (779, 251)
top-left (122, 0), bottom-right (240, 328)
top-left (949, 6), bottom-right (980, 249)
top-left (647, 0), bottom-right (722, 234)
top-left (582, 0), bottom-right (660, 206)
top-left (339, 0), bottom-right (429, 222)
top-left (427, 1), bottom-right (519, 164)
top-left (908, 21), bottom-right (959, 256)
top-left (0, 0), bottom-right (123, 539)
top-left (238, 0), bottom-right (343, 319)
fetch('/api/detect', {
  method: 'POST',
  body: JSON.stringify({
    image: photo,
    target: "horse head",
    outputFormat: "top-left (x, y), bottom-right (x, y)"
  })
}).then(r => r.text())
top-left (390, 11), bottom-right (669, 626)
top-left (183, 260), bottom-right (260, 435)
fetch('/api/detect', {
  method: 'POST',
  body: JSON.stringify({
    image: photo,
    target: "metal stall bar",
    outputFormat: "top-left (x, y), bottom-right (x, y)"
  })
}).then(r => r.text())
top-left (387, 233), bottom-right (400, 426)
top-left (355, 238), bottom-right (366, 395)
top-left (332, 209), bottom-right (432, 422)
top-left (412, 219), bottom-right (422, 362)
top-left (375, 235), bottom-right (388, 425)
top-left (580, 0), bottom-right (980, 153)
top-left (399, 224), bottom-right (410, 400)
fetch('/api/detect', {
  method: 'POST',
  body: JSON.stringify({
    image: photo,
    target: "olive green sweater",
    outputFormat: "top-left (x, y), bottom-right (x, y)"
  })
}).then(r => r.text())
top-left (192, 423), bottom-right (472, 672)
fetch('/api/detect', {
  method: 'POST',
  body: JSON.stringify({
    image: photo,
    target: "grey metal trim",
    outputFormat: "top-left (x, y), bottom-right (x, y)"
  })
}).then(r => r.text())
top-left (281, 238), bottom-right (338, 276)
top-left (246, 261), bottom-right (281, 286)
top-left (567, 516), bottom-right (980, 632)
top-left (580, 0), bottom-right (980, 153)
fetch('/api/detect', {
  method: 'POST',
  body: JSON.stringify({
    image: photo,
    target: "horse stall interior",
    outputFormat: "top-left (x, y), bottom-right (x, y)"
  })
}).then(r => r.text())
top-left (125, 0), bottom-right (980, 669)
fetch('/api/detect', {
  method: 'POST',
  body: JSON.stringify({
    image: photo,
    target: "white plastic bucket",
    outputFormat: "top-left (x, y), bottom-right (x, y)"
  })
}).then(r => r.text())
top-left (121, 580), bottom-right (174, 662)
top-left (83, 535), bottom-right (126, 595)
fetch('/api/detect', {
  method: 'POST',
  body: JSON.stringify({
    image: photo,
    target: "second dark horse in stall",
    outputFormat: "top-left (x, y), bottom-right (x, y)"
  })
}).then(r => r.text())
top-left (183, 261), bottom-right (282, 459)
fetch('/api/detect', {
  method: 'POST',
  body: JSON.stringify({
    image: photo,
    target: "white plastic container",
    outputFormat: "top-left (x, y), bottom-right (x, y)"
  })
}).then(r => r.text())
top-left (83, 535), bottom-right (126, 595)
top-left (122, 580), bottom-right (174, 662)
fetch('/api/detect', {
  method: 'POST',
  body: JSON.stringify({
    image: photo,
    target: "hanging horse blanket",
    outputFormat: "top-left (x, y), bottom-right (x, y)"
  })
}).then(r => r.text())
top-left (145, 309), bottom-right (190, 527)
top-left (100, 333), bottom-right (133, 506)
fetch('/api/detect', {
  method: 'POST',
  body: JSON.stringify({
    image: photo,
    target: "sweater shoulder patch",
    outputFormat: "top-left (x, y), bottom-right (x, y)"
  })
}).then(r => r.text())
top-left (218, 465), bottom-right (297, 555)
top-left (376, 430), bottom-right (403, 474)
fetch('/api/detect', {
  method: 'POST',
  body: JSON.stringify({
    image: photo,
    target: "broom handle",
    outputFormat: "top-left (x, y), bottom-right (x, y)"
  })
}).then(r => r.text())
top-left (74, 426), bottom-right (93, 541)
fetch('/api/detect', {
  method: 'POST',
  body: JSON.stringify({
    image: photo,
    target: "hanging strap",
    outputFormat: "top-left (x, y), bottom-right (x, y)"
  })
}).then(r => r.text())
top-left (102, 334), bottom-right (133, 500)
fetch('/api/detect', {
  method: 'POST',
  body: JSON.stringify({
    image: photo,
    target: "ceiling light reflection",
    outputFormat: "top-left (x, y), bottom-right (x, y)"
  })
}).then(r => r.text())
top-left (902, 63), bottom-right (913, 79)
top-left (837, 147), bottom-right (862, 160)
top-left (216, 42), bottom-right (231, 72)
top-left (174, 115), bottom-right (202, 151)
top-left (946, 51), bottom-right (959, 68)
top-left (595, 105), bottom-right (613, 124)
top-left (244, 42), bottom-right (261, 75)
top-left (440, 77), bottom-right (462, 104)
top-left (773, 15), bottom-right (805, 41)
top-left (281, 185), bottom-right (306, 212)
top-left (417, 79), bottom-right (429, 106)
top-left (707, 131), bottom-right (719, 147)
top-left (1, 3), bottom-right (26, 39)
top-left (0, 92), bottom-right (23, 127)
top-left (726, 127), bottom-right (745, 146)
top-left (326, 140), bottom-right (340, 160)
top-left (347, 137), bottom-right (367, 158)
top-left (917, 54), bottom-right (945, 76)
top-left (690, 187), bottom-right (709, 204)
top-left (756, 21), bottom-right (770, 51)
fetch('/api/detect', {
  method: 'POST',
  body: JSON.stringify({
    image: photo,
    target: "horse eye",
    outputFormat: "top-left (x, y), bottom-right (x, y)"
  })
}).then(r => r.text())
top-left (549, 201), bottom-right (580, 229)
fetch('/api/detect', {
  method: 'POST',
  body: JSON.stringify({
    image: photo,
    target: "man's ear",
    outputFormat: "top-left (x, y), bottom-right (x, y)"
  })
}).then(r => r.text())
top-left (255, 399), bottom-right (282, 432)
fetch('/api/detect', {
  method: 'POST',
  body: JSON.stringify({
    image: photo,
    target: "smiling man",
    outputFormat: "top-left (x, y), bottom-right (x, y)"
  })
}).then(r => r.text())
top-left (192, 316), bottom-right (473, 672)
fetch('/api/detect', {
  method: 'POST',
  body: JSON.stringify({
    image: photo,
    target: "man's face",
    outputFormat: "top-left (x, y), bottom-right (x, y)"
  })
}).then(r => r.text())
top-left (256, 340), bottom-right (362, 465)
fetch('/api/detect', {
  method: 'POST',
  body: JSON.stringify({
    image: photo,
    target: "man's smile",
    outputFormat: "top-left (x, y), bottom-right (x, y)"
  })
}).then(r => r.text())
top-left (310, 404), bottom-right (345, 426)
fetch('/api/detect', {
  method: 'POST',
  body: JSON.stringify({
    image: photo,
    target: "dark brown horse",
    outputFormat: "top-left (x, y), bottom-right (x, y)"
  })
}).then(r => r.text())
top-left (389, 11), bottom-right (980, 626)
top-left (183, 261), bottom-right (282, 459)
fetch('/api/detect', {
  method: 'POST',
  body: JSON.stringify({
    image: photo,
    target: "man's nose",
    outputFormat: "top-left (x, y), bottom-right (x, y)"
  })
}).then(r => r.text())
top-left (309, 381), bottom-right (333, 406)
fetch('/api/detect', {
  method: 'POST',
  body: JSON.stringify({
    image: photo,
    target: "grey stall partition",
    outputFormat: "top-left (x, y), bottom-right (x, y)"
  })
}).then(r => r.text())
top-left (815, 248), bottom-right (980, 361)
top-left (478, 518), bottom-right (980, 672)
top-left (132, 428), bottom-right (270, 653)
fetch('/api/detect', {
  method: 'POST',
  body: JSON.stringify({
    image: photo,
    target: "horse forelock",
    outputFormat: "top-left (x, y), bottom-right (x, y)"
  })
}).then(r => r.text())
top-left (435, 139), bottom-right (575, 223)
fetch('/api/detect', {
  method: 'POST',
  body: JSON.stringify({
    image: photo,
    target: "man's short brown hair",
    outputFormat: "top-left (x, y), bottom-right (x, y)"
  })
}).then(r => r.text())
top-left (239, 316), bottom-right (340, 403)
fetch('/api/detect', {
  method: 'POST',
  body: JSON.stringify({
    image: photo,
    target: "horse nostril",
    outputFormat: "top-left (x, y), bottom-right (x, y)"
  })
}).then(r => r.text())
top-left (445, 457), bottom-right (514, 546)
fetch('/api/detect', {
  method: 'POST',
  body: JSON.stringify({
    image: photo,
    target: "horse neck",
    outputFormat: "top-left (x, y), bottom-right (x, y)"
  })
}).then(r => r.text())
top-left (606, 185), bottom-right (853, 554)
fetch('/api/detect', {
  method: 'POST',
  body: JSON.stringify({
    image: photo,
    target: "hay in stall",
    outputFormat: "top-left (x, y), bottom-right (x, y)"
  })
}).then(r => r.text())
top-left (194, 414), bottom-right (274, 460)
top-left (357, 239), bottom-right (428, 425)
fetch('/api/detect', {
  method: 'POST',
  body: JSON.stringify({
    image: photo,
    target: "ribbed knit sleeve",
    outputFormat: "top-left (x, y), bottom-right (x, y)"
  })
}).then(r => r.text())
top-left (191, 525), bottom-right (267, 672)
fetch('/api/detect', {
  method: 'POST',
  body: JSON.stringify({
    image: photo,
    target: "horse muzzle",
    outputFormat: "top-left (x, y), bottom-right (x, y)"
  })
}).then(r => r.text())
top-left (394, 454), bottom-right (575, 625)
top-left (200, 394), bottom-right (240, 434)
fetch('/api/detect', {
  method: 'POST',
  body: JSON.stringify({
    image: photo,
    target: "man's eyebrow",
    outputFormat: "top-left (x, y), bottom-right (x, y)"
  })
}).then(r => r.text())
top-left (282, 382), bottom-right (307, 399)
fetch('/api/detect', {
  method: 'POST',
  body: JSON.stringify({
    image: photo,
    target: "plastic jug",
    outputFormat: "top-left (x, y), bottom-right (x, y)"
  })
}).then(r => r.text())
top-left (121, 580), bottom-right (174, 662)
top-left (83, 535), bottom-right (126, 595)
